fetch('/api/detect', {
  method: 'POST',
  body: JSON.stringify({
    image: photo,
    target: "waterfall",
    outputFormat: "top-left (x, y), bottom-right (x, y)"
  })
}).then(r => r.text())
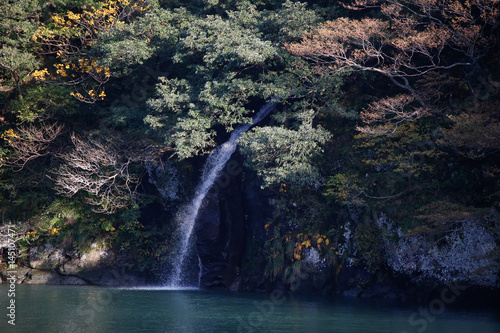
top-left (166, 100), bottom-right (278, 288)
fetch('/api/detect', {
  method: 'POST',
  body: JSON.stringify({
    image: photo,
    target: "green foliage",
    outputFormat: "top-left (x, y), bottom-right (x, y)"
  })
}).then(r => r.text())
top-left (94, 5), bottom-right (181, 75)
top-left (404, 201), bottom-right (491, 242)
top-left (260, 0), bottom-right (321, 42)
top-left (324, 173), bottom-right (365, 206)
top-left (145, 2), bottom-right (326, 159)
top-left (13, 199), bottom-right (110, 250)
top-left (176, 8), bottom-right (277, 69)
top-left (354, 224), bottom-right (385, 273)
top-left (0, 0), bottom-right (40, 49)
top-left (438, 101), bottom-right (500, 160)
top-left (0, 0), bottom-right (41, 93)
top-left (7, 85), bottom-right (77, 122)
top-left (0, 0), bottom-right (499, 285)
top-left (357, 121), bottom-right (442, 180)
top-left (264, 227), bottom-right (285, 281)
top-left (239, 110), bottom-right (331, 189)
top-left (283, 260), bottom-right (303, 286)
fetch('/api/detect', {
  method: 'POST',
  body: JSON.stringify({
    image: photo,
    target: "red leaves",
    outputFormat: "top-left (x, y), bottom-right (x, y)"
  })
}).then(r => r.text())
top-left (357, 95), bottom-right (429, 135)
top-left (285, 0), bottom-right (499, 135)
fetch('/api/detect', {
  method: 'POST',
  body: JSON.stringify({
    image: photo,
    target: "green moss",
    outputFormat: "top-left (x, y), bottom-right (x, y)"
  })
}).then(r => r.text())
top-left (353, 224), bottom-right (385, 273)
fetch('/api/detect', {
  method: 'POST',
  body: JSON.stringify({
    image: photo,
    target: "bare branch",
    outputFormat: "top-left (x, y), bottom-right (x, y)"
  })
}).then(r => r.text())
top-left (286, 0), bottom-right (500, 134)
top-left (356, 95), bottom-right (430, 135)
top-left (49, 132), bottom-right (161, 214)
top-left (1, 123), bottom-right (64, 171)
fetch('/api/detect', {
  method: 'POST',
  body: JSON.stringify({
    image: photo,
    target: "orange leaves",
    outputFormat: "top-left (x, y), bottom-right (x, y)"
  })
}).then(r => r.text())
top-left (285, 17), bottom-right (389, 69)
top-left (357, 95), bottom-right (430, 135)
top-left (287, 0), bottom-right (500, 76)
top-left (286, 0), bottom-right (499, 135)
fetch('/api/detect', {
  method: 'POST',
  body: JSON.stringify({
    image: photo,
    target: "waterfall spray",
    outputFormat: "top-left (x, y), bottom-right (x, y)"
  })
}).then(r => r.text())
top-left (166, 100), bottom-right (278, 288)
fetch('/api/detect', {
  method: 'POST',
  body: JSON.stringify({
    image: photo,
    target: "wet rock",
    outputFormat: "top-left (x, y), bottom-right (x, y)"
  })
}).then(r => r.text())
top-left (60, 275), bottom-right (87, 285)
top-left (0, 266), bottom-right (30, 283)
top-left (29, 244), bottom-right (67, 270)
top-left (229, 277), bottom-right (241, 291)
top-left (23, 270), bottom-right (61, 285)
top-left (343, 288), bottom-right (361, 297)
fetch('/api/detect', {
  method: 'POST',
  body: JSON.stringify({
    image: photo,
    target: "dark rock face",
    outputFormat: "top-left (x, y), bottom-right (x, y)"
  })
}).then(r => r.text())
top-left (196, 162), bottom-right (246, 289)
top-left (192, 165), bottom-right (500, 301)
top-left (196, 194), bottom-right (227, 288)
top-left (195, 162), bottom-right (274, 290)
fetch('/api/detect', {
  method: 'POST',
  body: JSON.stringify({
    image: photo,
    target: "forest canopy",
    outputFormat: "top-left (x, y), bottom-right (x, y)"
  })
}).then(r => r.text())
top-left (0, 0), bottom-right (499, 278)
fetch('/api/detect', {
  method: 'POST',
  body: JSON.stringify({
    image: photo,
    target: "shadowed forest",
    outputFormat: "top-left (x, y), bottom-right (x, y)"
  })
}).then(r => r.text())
top-left (1, 0), bottom-right (499, 291)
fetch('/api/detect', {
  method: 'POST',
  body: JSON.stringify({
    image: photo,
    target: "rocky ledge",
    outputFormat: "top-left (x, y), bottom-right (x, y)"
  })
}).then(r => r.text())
top-left (0, 242), bottom-right (145, 286)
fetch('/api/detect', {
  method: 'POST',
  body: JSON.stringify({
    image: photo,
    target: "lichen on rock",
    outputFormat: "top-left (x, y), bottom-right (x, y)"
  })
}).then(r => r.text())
top-left (376, 214), bottom-right (499, 287)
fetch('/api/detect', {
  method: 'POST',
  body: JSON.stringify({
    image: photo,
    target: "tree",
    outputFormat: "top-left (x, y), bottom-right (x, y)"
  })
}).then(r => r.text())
top-left (1, 122), bottom-right (64, 170)
top-left (238, 110), bottom-right (331, 189)
top-left (438, 100), bottom-right (500, 159)
top-left (285, 0), bottom-right (500, 134)
top-left (146, 2), bottom-right (286, 158)
top-left (33, 0), bottom-right (150, 102)
top-left (50, 132), bottom-right (149, 213)
top-left (0, 0), bottom-right (41, 97)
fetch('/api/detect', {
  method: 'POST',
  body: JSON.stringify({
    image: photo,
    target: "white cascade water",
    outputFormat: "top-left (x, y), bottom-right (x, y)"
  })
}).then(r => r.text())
top-left (166, 100), bottom-right (278, 288)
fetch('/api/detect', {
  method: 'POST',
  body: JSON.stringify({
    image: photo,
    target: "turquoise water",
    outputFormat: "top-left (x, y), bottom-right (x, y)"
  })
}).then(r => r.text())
top-left (0, 285), bottom-right (499, 332)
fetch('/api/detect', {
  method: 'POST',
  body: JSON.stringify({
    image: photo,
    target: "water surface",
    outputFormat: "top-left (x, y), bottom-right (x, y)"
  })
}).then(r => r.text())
top-left (0, 285), bottom-right (498, 332)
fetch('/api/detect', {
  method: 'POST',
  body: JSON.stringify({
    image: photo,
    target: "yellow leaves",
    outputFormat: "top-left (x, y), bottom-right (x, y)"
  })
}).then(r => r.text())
top-left (52, 15), bottom-right (66, 26)
top-left (32, 0), bottom-right (148, 104)
top-left (32, 68), bottom-right (49, 81)
top-left (70, 88), bottom-right (106, 103)
top-left (1, 129), bottom-right (19, 143)
top-left (70, 91), bottom-right (84, 100)
top-left (289, 232), bottom-right (333, 261)
top-left (49, 227), bottom-right (60, 235)
top-left (293, 245), bottom-right (302, 260)
top-left (67, 11), bottom-right (81, 21)
top-left (54, 63), bottom-right (68, 77)
top-left (57, 69), bottom-right (67, 77)
top-left (74, 58), bottom-right (110, 76)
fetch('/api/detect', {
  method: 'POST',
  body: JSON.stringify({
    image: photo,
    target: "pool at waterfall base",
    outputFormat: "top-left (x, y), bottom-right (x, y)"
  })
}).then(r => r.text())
top-left (0, 284), bottom-right (499, 332)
